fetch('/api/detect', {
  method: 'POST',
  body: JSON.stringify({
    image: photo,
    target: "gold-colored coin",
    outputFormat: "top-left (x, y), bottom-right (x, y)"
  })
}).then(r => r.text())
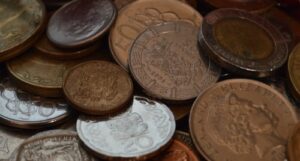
top-left (288, 43), bottom-right (300, 102)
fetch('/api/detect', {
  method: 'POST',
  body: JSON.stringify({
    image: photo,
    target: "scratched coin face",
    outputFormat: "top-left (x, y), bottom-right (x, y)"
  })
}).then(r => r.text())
top-left (288, 43), bottom-right (300, 102)
top-left (288, 123), bottom-right (300, 161)
top-left (47, 0), bottom-right (116, 48)
top-left (129, 21), bottom-right (220, 101)
top-left (63, 61), bottom-right (133, 115)
top-left (190, 79), bottom-right (299, 161)
top-left (109, 0), bottom-right (202, 70)
top-left (0, 0), bottom-right (45, 61)
top-left (76, 96), bottom-right (176, 160)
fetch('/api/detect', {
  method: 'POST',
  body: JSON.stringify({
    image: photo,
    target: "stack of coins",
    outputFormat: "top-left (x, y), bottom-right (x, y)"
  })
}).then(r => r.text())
top-left (1, 0), bottom-right (300, 161)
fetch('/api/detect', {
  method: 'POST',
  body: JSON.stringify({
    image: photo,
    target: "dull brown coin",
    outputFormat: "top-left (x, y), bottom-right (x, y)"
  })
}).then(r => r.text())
top-left (0, 0), bottom-right (46, 62)
top-left (129, 21), bottom-right (220, 102)
top-left (199, 9), bottom-right (288, 77)
top-left (288, 123), bottom-right (300, 161)
top-left (288, 43), bottom-right (300, 102)
top-left (190, 79), bottom-right (299, 161)
top-left (47, 0), bottom-right (116, 49)
top-left (63, 60), bottom-right (133, 115)
top-left (110, 0), bottom-right (202, 70)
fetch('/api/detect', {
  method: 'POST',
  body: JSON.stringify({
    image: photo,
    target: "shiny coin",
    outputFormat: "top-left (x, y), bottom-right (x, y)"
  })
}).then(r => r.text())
top-left (76, 96), bottom-right (176, 160)
top-left (288, 43), bottom-right (300, 102)
top-left (199, 9), bottom-right (288, 77)
top-left (0, 0), bottom-right (46, 62)
top-left (47, 0), bottom-right (116, 49)
top-left (288, 123), bottom-right (300, 161)
top-left (129, 21), bottom-right (220, 102)
top-left (63, 61), bottom-right (133, 115)
top-left (190, 79), bottom-right (298, 161)
top-left (110, 0), bottom-right (202, 70)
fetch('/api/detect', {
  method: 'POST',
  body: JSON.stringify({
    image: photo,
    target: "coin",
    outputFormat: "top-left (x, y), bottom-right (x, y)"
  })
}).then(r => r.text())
top-left (174, 131), bottom-right (197, 151)
top-left (190, 79), bottom-right (298, 161)
top-left (199, 9), bottom-right (288, 77)
top-left (47, 0), bottom-right (116, 49)
top-left (0, 0), bottom-right (46, 62)
top-left (76, 96), bottom-right (176, 160)
top-left (288, 123), bottom-right (300, 161)
top-left (288, 43), bottom-right (300, 102)
top-left (109, 0), bottom-right (202, 70)
top-left (203, 0), bottom-right (275, 13)
top-left (63, 60), bottom-right (133, 115)
top-left (11, 130), bottom-right (96, 161)
top-left (129, 21), bottom-right (220, 102)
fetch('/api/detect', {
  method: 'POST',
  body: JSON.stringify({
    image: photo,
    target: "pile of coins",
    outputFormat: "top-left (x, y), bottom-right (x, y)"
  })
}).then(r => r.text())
top-left (1, 0), bottom-right (300, 161)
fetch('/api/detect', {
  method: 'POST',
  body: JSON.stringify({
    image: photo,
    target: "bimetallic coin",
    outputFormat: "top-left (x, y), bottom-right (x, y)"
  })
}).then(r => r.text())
top-left (129, 21), bottom-right (220, 102)
top-left (288, 123), bottom-right (300, 161)
top-left (109, 0), bottom-right (202, 70)
top-left (200, 9), bottom-right (288, 77)
top-left (76, 96), bottom-right (176, 160)
top-left (47, 0), bottom-right (116, 49)
top-left (190, 79), bottom-right (298, 161)
top-left (63, 61), bottom-right (133, 115)
top-left (0, 0), bottom-right (46, 62)
top-left (288, 43), bottom-right (300, 102)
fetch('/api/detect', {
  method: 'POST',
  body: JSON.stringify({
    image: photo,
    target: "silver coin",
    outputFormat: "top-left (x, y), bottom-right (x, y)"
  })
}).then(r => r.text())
top-left (0, 76), bottom-right (71, 129)
top-left (77, 96), bottom-right (176, 160)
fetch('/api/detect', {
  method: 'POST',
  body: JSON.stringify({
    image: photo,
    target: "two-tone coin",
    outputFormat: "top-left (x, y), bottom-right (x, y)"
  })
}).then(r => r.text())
top-left (190, 79), bottom-right (298, 161)
top-left (47, 0), bottom-right (116, 49)
top-left (199, 9), bottom-right (288, 77)
top-left (288, 43), bottom-right (300, 102)
top-left (109, 0), bottom-right (202, 70)
top-left (76, 96), bottom-right (176, 160)
top-left (288, 123), bottom-right (300, 161)
top-left (0, 0), bottom-right (46, 62)
top-left (129, 21), bottom-right (220, 102)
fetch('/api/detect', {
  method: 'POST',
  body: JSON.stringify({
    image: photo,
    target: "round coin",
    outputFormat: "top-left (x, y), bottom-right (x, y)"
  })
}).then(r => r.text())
top-left (190, 79), bottom-right (299, 161)
top-left (129, 21), bottom-right (220, 102)
top-left (199, 9), bottom-right (288, 77)
top-left (0, 0), bottom-right (46, 62)
top-left (288, 43), bottom-right (300, 102)
top-left (175, 131), bottom-right (197, 151)
top-left (76, 96), bottom-right (176, 160)
top-left (63, 60), bottom-right (133, 115)
top-left (288, 123), bottom-right (300, 161)
top-left (109, 0), bottom-right (202, 70)
top-left (47, 0), bottom-right (116, 49)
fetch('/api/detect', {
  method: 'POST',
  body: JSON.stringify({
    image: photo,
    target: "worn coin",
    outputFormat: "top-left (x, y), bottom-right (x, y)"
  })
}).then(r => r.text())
top-left (63, 60), bottom-right (133, 115)
top-left (76, 96), bottom-right (176, 160)
top-left (199, 9), bottom-right (288, 77)
top-left (47, 0), bottom-right (116, 49)
top-left (0, 0), bottom-right (46, 62)
top-left (288, 43), bottom-right (300, 102)
top-left (110, 0), bottom-right (202, 70)
top-left (288, 123), bottom-right (300, 161)
top-left (129, 21), bottom-right (220, 102)
top-left (190, 79), bottom-right (299, 161)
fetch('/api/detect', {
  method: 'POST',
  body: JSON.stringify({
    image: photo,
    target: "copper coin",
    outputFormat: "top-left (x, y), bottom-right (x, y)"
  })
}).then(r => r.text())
top-left (0, 0), bottom-right (46, 62)
top-left (47, 0), bottom-right (116, 49)
top-left (129, 21), bottom-right (220, 102)
top-left (175, 131), bottom-right (197, 151)
top-left (204, 0), bottom-right (275, 13)
top-left (200, 9), bottom-right (288, 77)
top-left (109, 0), bottom-right (202, 70)
top-left (63, 60), bottom-right (133, 115)
top-left (288, 43), bottom-right (300, 102)
top-left (288, 123), bottom-right (300, 161)
top-left (190, 79), bottom-right (299, 161)
top-left (76, 96), bottom-right (176, 160)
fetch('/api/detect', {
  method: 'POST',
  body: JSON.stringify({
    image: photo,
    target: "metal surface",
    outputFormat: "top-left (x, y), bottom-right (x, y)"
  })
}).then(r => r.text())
top-left (288, 43), bottom-right (300, 102)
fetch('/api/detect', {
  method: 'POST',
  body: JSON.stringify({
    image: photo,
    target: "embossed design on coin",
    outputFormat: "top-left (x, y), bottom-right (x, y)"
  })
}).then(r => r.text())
top-left (190, 79), bottom-right (298, 161)
top-left (77, 96), bottom-right (176, 160)
top-left (109, 0), bottom-right (202, 70)
top-left (130, 21), bottom-right (220, 101)
top-left (288, 43), bottom-right (300, 102)
top-left (47, 0), bottom-right (116, 48)
top-left (63, 61), bottom-right (133, 115)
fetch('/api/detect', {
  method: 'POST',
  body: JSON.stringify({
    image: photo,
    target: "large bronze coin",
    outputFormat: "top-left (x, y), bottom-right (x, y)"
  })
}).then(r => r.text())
top-left (288, 43), bottom-right (300, 102)
top-left (200, 9), bottom-right (288, 77)
top-left (63, 61), bottom-right (133, 115)
top-left (0, 0), bottom-right (46, 62)
top-left (190, 79), bottom-right (298, 161)
top-left (76, 96), bottom-right (176, 160)
top-left (47, 0), bottom-right (116, 49)
top-left (110, 0), bottom-right (202, 70)
top-left (129, 21), bottom-right (220, 102)
top-left (288, 123), bottom-right (300, 161)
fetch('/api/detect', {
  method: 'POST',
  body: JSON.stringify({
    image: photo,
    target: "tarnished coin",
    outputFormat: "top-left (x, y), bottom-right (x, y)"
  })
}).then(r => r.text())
top-left (47, 0), bottom-right (116, 49)
top-left (63, 61), bottom-right (133, 115)
top-left (0, 0), bottom-right (46, 62)
top-left (109, 0), bottom-right (202, 70)
top-left (200, 9), bottom-right (288, 77)
top-left (288, 123), bottom-right (300, 161)
top-left (288, 43), bottom-right (300, 102)
top-left (76, 96), bottom-right (176, 160)
top-left (129, 21), bottom-right (220, 102)
top-left (190, 79), bottom-right (299, 161)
